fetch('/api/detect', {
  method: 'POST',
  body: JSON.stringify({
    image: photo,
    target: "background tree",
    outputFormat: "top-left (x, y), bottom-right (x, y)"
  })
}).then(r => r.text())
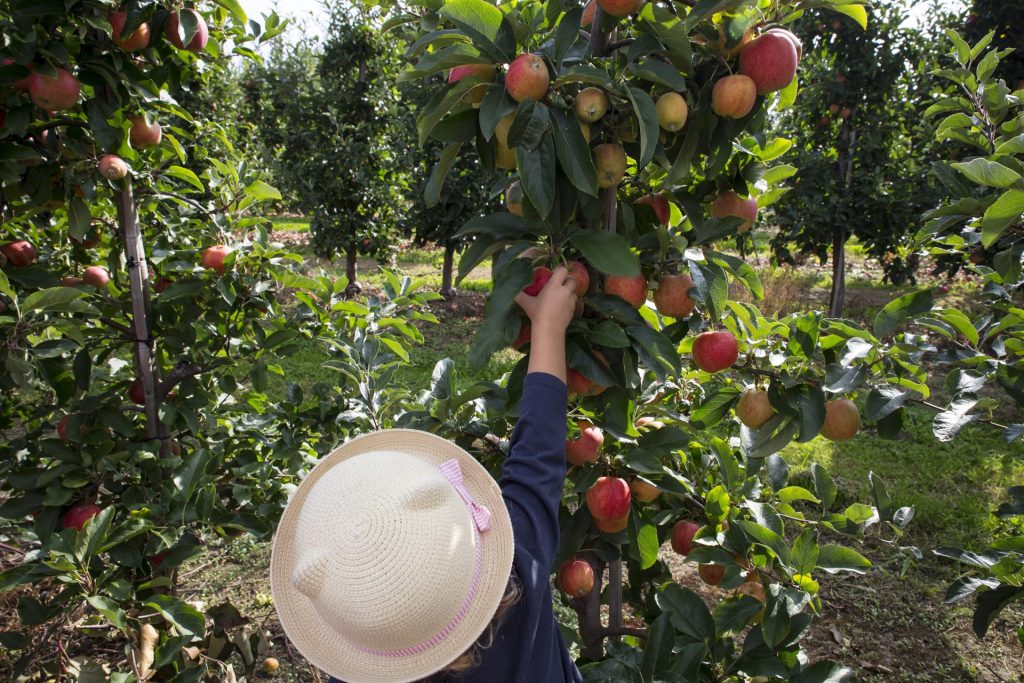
top-left (769, 1), bottom-right (940, 315)
top-left (965, 0), bottom-right (1024, 89)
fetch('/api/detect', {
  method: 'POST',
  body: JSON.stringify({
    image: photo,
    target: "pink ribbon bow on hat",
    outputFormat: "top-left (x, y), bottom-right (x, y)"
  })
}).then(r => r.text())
top-left (439, 459), bottom-right (491, 533)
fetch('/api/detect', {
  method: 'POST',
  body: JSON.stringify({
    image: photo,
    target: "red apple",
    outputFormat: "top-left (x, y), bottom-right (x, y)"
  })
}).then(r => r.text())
top-left (154, 277), bottom-right (174, 293)
top-left (671, 520), bottom-right (700, 555)
top-left (129, 115), bottom-right (162, 148)
top-left (449, 63), bottom-right (497, 84)
top-left (28, 68), bottom-right (80, 111)
top-left (828, 103), bottom-right (840, 114)
top-left (3, 58), bottom-right (32, 91)
top-left (604, 274), bottom-right (647, 308)
top-left (691, 330), bottom-right (738, 373)
top-left (567, 261), bottom-right (589, 297)
top-left (505, 54), bottom-right (549, 103)
top-left (98, 154), bottom-right (128, 180)
top-left (565, 420), bottom-right (603, 466)
top-left (594, 512), bottom-right (629, 533)
top-left (62, 503), bottom-right (101, 531)
top-left (596, 0), bottom-right (645, 18)
top-left (712, 74), bottom-right (757, 118)
top-left (109, 10), bottom-right (151, 51)
top-left (558, 558), bottom-right (595, 597)
top-left (629, 477), bottom-right (660, 503)
top-left (698, 563), bottom-right (726, 586)
top-left (820, 399), bottom-right (860, 441)
top-left (840, 107), bottom-right (852, 120)
top-left (765, 27), bottom-right (803, 60)
top-left (739, 32), bottom-right (799, 95)
top-left (736, 389), bottom-right (774, 429)
top-left (653, 274), bottom-right (695, 318)
top-left (149, 551), bottom-right (168, 568)
top-left (512, 319), bottom-right (531, 351)
top-left (82, 266), bottom-right (110, 289)
top-left (582, 0), bottom-right (596, 26)
top-left (1, 240), bottom-right (36, 267)
top-left (635, 194), bottom-right (670, 225)
top-left (129, 379), bottom-right (146, 405)
top-left (567, 366), bottom-right (606, 397)
top-left (711, 191), bottom-right (758, 233)
top-left (201, 245), bottom-right (232, 274)
top-left (522, 266), bottom-right (552, 296)
top-left (166, 9), bottom-right (209, 52)
top-left (586, 476), bottom-right (631, 520)
top-left (736, 581), bottom-right (766, 603)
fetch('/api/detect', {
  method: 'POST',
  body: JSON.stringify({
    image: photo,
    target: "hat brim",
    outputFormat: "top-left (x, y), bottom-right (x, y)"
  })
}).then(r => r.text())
top-left (270, 429), bottom-right (514, 683)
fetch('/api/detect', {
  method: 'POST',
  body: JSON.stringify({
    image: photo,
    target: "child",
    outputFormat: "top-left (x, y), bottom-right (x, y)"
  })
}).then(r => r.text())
top-left (270, 266), bottom-right (584, 682)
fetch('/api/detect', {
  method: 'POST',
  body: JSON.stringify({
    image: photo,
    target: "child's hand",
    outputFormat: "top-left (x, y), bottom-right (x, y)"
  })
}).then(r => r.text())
top-left (515, 265), bottom-right (577, 337)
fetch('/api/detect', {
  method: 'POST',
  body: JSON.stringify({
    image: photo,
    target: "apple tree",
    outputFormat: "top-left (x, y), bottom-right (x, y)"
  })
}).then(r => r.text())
top-left (0, 1), bottom-right (439, 680)
top-left (381, 0), bottom-right (960, 677)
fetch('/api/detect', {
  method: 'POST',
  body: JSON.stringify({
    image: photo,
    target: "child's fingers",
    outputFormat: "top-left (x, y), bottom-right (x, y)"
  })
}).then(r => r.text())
top-left (514, 291), bottom-right (536, 313)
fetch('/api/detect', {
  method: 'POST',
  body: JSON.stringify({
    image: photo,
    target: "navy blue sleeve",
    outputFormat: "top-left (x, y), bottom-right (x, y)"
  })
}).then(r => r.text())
top-left (498, 371), bottom-right (568, 572)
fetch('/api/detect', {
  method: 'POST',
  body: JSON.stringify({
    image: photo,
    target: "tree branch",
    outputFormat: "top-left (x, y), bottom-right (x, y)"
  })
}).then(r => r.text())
top-left (600, 626), bottom-right (648, 640)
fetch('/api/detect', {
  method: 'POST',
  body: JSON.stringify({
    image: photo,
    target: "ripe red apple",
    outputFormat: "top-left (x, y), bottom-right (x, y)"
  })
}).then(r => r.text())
top-left (711, 191), bottom-right (758, 233)
top-left (736, 389), bottom-right (774, 429)
top-left (512, 319), bottom-right (531, 351)
top-left (820, 399), bottom-right (860, 441)
top-left (635, 194), bottom-right (670, 225)
top-left (62, 503), bottom-right (101, 531)
top-left (129, 379), bottom-right (146, 405)
top-left (201, 245), bottom-right (232, 274)
top-left (109, 10), bottom-right (151, 51)
top-left (594, 512), bottom-right (628, 533)
top-left (129, 115), bottom-right (162, 148)
top-left (691, 330), bottom-right (738, 373)
top-left (596, 0), bottom-right (645, 18)
top-left (82, 266), bottom-right (110, 289)
top-left (1, 240), bottom-right (36, 267)
top-left (840, 107), bottom-right (852, 120)
top-left (712, 75), bottom-right (757, 119)
top-left (449, 63), bottom-right (496, 105)
top-left (522, 266), bottom-right (552, 296)
top-left (98, 154), bottom-right (128, 180)
top-left (629, 477), bottom-right (660, 503)
top-left (698, 563), bottom-right (726, 586)
top-left (567, 261), bottom-right (589, 297)
top-left (575, 87), bottom-right (609, 122)
top-left (149, 551), bottom-right (168, 568)
top-left (565, 420), bottom-right (603, 466)
top-left (154, 277), bottom-right (174, 294)
top-left (655, 92), bottom-right (688, 131)
top-left (567, 366), bottom-right (606, 397)
top-left (671, 520), bottom-right (700, 555)
top-left (57, 414), bottom-right (74, 440)
top-left (593, 143), bottom-right (627, 188)
top-left (739, 32), bottom-right (799, 95)
top-left (604, 274), bottom-right (647, 308)
top-left (653, 274), bottom-right (695, 318)
top-left (828, 103), bottom-right (840, 114)
top-left (28, 68), bottom-right (80, 111)
top-left (586, 476), bottom-right (631, 520)
top-left (765, 27), bottom-right (803, 61)
top-left (166, 9), bottom-right (209, 52)
top-left (505, 53), bottom-right (549, 103)
top-left (558, 558), bottom-right (595, 597)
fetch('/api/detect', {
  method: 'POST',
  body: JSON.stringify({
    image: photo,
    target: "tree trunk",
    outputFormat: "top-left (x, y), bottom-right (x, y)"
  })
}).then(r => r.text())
top-left (344, 247), bottom-right (361, 298)
top-left (829, 226), bottom-right (846, 317)
top-left (571, 551), bottom-right (607, 661)
top-left (440, 240), bottom-right (455, 298)
top-left (607, 558), bottom-right (623, 643)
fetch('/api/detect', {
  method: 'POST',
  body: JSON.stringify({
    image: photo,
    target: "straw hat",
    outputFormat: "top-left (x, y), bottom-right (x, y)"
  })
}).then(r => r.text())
top-left (270, 429), bottom-right (514, 683)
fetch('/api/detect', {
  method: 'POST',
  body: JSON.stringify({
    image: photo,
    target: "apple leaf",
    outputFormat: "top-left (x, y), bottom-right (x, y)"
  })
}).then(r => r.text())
top-left (424, 142), bottom-right (462, 207)
top-left (831, 4), bottom-right (869, 30)
top-left (952, 158), bottom-right (1022, 189)
top-left (569, 229), bottom-right (640, 276)
top-left (514, 132), bottom-right (556, 218)
top-left (872, 288), bottom-right (934, 338)
top-left (981, 189), bottom-right (1024, 248)
top-left (550, 109), bottom-right (598, 197)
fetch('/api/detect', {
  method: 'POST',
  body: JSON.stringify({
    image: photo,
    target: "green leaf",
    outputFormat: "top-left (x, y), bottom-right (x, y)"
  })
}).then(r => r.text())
top-left (816, 544), bottom-right (872, 574)
top-left (21, 287), bottom-right (86, 313)
top-left (550, 110), bottom-right (598, 197)
top-left (424, 143), bottom-right (463, 207)
top-left (790, 527), bottom-right (819, 575)
top-left (873, 289), bottom-right (934, 338)
top-left (655, 583), bottom-right (714, 642)
top-left (831, 4), bottom-right (868, 29)
top-left (951, 158), bottom-right (1022, 188)
top-left (637, 524), bottom-right (660, 570)
top-left (980, 189), bottom-right (1024, 248)
top-left (626, 86), bottom-right (659, 170)
top-left (627, 324), bottom-right (681, 380)
top-left (569, 230), bottom-right (640, 276)
top-left (243, 180), bottom-right (282, 201)
top-left (865, 385), bottom-right (912, 420)
top-left (811, 463), bottom-right (837, 510)
top-left (708, 251), bottom-right (762, 300)
top-left (690, 385), bottom-right (741, 429)
top-left (145, 594), bottom-right (205, 639)
top-left (704, 485), bottom-right (730, 524)
top-left (712, 595), bottom-right (763, 636)
top-left (86, 595), bottom-right (127, 630)
top-left (641, 613), bottom-right (674, 679)
top-left (214, 0), bottom-right (247, 23)
top-left (514, 132), bottom-right (556, 218)
top-left (438, 0), bottom-right (509, 63)
top-left (469, 258), bottom-right (532, 367)
top-left (67, 197), bottom-right (91, 240)
top-left (165, 166), bottom-right (205, 192)
top-left (628, 60), bottom-right (688, 92)
top-left (508, 100), bottom-right (549, 150)
top-left (690, 260), bottom-right (729, 321)
top-left (776, 486), bottom-right (820, 506)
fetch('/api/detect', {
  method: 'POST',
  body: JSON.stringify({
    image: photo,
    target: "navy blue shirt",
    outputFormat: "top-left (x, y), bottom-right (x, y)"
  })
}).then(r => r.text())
top-left (329, 372), bottom-right (583, 683)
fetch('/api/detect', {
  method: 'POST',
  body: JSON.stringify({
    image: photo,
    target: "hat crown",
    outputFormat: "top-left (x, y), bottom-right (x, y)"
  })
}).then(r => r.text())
top-left (290, 451), bottom-right (476, 651)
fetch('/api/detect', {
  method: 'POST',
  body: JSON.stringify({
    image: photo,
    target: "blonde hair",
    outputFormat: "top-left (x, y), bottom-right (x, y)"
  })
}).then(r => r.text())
top-left (436, 574), bottom-right (522, 675)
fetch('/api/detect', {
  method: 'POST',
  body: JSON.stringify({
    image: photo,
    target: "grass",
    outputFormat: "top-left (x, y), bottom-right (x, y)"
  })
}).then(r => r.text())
top-left (268, 216), bottom-right (310, 232)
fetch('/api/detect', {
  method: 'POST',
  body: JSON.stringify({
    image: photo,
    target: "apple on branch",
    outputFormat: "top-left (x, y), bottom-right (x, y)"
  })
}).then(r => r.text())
top-left (691, 330), bottom-right (739, 373)
top-left (558, 558), bottom-right (595, 598)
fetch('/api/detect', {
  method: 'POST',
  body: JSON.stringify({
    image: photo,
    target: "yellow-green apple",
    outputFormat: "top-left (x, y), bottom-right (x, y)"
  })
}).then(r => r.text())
top-left (166, 9), bottom-right (209, 52)
top-left (596, 0), bottom-right (644, 17)
top-left (671, 520), bottom-right (700, 555)
top-left (565, 420), bottom-right (603, 466)
top-left (575, 87), bottom-right (608, 122)
top-left (820, 399), bottom-right (860, 441)
top-left (604, 274), bottom-right (647, 308)
top-left (736, 388), bottom-right (774, 428)
top-left (558, 558), bottom-right (595, 597)
top-left (711, 190), bottom-right (758, 232)
top-left (712, 74), bottom-right (757, 118)
top-left (698, 563), bottom-right (725, 586)
top-left (593, 143), bottom-right (626, 188)
top-left (262, 658), bottom-right (280, 674)
top-left (109, 10), bottom-right (151, 51)
top-left (692, 330), bottom-right (738, 373)
top-left (567, 260), bottom-right (589, 297)
top-left (629, 477), bottom-right (660, 503)
top-left (522, 266), bottom-right (552, 296)
top-left (653, 274), bottom-right (695, 318)
top-left (62, 503), bottom-right (101, 530)
top-left (494, 113), bottom-right (516, 169)
top-left (587, 476), bottom-right (631, 520)
top-left (98, 154), bottom-right (128, 180)
top-left (579, 119), bottom-right (591, 143)
top-left (505, 53), bottom-right (549, 102)
top-left (505, 180), bottom-right (524, 216)
top-left (655, 92), bottom-right (688, 131)
top-left (201, 245), bottom-right (232, 274)
top-left (129, 115), bottom-right (162, 148)
top-left (28, 68), bottom-right (80, 111)
top-left (634, 194), bottom-right (670, 225)
top-left (739, 32), bottom-right (799, 94)
top-left (82, 266), bottom-right (110, 289)
top-left (1, 240), bottom-right (36, 267)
